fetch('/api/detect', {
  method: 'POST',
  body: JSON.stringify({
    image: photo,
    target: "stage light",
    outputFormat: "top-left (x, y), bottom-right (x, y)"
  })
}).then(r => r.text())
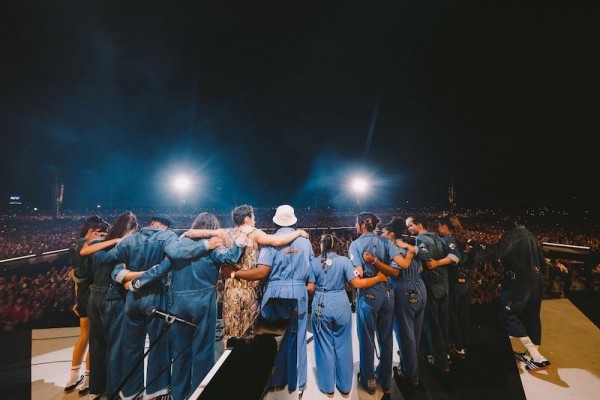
top-left (174, 176), bottom-right (192, 192)
top-left (351, 177), bottom-right (368, 194)
top-left (350, 176), bottom-right (369, 211)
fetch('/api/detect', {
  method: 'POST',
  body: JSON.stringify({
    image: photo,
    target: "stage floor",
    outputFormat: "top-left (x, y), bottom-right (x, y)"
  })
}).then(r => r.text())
top-left (24, 299), bottom-right (600, 399)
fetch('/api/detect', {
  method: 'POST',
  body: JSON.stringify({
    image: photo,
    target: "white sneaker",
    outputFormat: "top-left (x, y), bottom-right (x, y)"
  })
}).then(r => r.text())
top-left (77, 374), bottom-right (90, 395)
top-left (64, 375), bottom-right (83, 392)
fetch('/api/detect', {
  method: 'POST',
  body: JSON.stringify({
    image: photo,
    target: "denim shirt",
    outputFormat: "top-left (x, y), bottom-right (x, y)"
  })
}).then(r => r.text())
top-left (103, 227), bottom-right (212, 284)
top-left (348, 232), bottom-right (400, 278)
top-left (257, 227), bottom-right (315, 283)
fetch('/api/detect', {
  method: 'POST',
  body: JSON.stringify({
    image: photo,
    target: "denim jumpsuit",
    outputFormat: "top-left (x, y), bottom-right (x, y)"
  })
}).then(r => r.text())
top-left (257, 228), bottom-right (314, 393)
top-left (390, 248), bottom-right (426, 384)
top-left (87, 240), bottom-right (127, 399)
top-left (105, 227), bottom-right (212, 400)
top-left (348, 232), bottom-right (399, 394)
top-left (128, 238), bottom-right (244, 400)
top-left (310, 252), bottom-right (356, 395)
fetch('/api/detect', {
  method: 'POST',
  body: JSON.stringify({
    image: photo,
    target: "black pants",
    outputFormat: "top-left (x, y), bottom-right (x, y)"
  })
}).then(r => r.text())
top-left (422, 267), bottom-right (449, 368)
top-left (449, 277), bottom-right (473, 349)
top-left (499, 274), bottom-right (544, 344)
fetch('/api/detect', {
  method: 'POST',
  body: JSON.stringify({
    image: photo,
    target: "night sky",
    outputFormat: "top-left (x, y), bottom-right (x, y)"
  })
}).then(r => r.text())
top-left (1, 1), bottom-right (598, 212)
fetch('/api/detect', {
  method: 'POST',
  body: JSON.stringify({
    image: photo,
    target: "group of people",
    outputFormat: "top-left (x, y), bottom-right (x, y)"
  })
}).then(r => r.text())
top-left (62, 204), bottom-right (553, 400)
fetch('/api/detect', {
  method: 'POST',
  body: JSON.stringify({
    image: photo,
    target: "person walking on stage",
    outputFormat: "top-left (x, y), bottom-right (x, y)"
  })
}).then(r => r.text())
top-left (473, 215), bottom-right (551, 370)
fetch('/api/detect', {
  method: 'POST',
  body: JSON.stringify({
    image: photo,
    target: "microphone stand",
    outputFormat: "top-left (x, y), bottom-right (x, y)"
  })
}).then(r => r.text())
top-left (110, 313), bottom-right (197, 400)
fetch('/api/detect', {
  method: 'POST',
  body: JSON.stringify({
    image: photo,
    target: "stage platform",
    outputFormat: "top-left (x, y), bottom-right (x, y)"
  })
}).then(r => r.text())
top-left (6, 299), bottom-right (599, 399)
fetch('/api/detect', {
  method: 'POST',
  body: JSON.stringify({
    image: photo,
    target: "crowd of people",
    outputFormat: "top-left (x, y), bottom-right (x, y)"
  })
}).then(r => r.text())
top-left (0, 266), bottom-right (76, 331)
top-left (1, 208), bottom-right (599, 262)
top-left (0, 207), bottom-right (598, 399)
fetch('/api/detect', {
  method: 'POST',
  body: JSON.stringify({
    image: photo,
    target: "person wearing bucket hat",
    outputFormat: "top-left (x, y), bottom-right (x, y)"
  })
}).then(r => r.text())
top-left (272, 204), bottom-right (297, 227)
top-left (256, 205), bottom-right (315, 398)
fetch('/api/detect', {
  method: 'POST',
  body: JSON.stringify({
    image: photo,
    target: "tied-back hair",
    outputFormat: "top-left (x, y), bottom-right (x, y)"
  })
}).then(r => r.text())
top-left (105, 212), bottom-right (138, 242)
top-left (320, 234), bottom-right (336, 269)
top-left (358, 212), bottom-right (380, 232)
top-left (191, 212), bottom-right (221, 230)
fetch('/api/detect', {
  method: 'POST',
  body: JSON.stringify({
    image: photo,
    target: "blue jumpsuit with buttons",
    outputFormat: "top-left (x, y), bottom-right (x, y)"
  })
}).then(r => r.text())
top-left (390, 247), bottom-right (426, 384)
top-left (310, 252), bottom-right (356, 395)
top-left (349, 232), bottom-right (400, 394)
top-left (258, 228), bottom-right (314, 393)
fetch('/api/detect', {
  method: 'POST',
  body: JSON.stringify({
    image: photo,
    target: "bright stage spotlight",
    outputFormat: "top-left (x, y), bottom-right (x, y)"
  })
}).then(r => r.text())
top-left (174, 176), bottom-right (192, 192)
top-left (350, 176), bottom-right (369, 211)
top-left (351, 177), bottom-right (368, 194)
top-left (173, 175), bottom-right (193, 212)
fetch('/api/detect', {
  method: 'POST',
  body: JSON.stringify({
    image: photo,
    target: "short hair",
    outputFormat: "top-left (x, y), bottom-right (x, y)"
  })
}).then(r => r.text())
top-left (406, 215), bottom-right (427, 228)
top-left (383, 216), bottom-right (406, 236)
top-left (232, 205), bottom-right (253, 227)
top-left (191, 212), bottom-right (220, 230)
top-left (438, 216), bottom-right (455, 232)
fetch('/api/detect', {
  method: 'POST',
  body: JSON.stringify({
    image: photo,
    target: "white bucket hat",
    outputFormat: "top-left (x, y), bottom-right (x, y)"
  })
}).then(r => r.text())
top-left (272, 205), bottom-right (297, 227)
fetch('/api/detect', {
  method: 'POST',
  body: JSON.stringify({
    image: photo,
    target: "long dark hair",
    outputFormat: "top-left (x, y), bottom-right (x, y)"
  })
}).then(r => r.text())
top-left (320, 234), bottom-right (336, 269)
top-left (105, 212), bottom-right (138, 241)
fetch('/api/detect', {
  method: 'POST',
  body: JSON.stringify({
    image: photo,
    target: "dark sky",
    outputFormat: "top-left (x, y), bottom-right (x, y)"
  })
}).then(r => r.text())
top-left (1, 1), bottom-right (598, 212)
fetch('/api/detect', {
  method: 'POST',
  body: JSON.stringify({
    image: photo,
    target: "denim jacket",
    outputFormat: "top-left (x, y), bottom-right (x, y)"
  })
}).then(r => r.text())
top-left (103, 227), bottom-right (212, 284)
top-left (127, 238), bottom-right (245, 292)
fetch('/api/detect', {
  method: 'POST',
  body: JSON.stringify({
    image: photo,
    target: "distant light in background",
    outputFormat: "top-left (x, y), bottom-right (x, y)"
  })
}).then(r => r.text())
top-left (174, 175), bottom-right (193, 212)
top-left (97, 204), bottom-right (101, 209)
top-left (350, 176), bottom-right (369, 211)
top-left (350, 177), bottom-right (368, 195)
top-left (174, 176), bottom-right (192, 192)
